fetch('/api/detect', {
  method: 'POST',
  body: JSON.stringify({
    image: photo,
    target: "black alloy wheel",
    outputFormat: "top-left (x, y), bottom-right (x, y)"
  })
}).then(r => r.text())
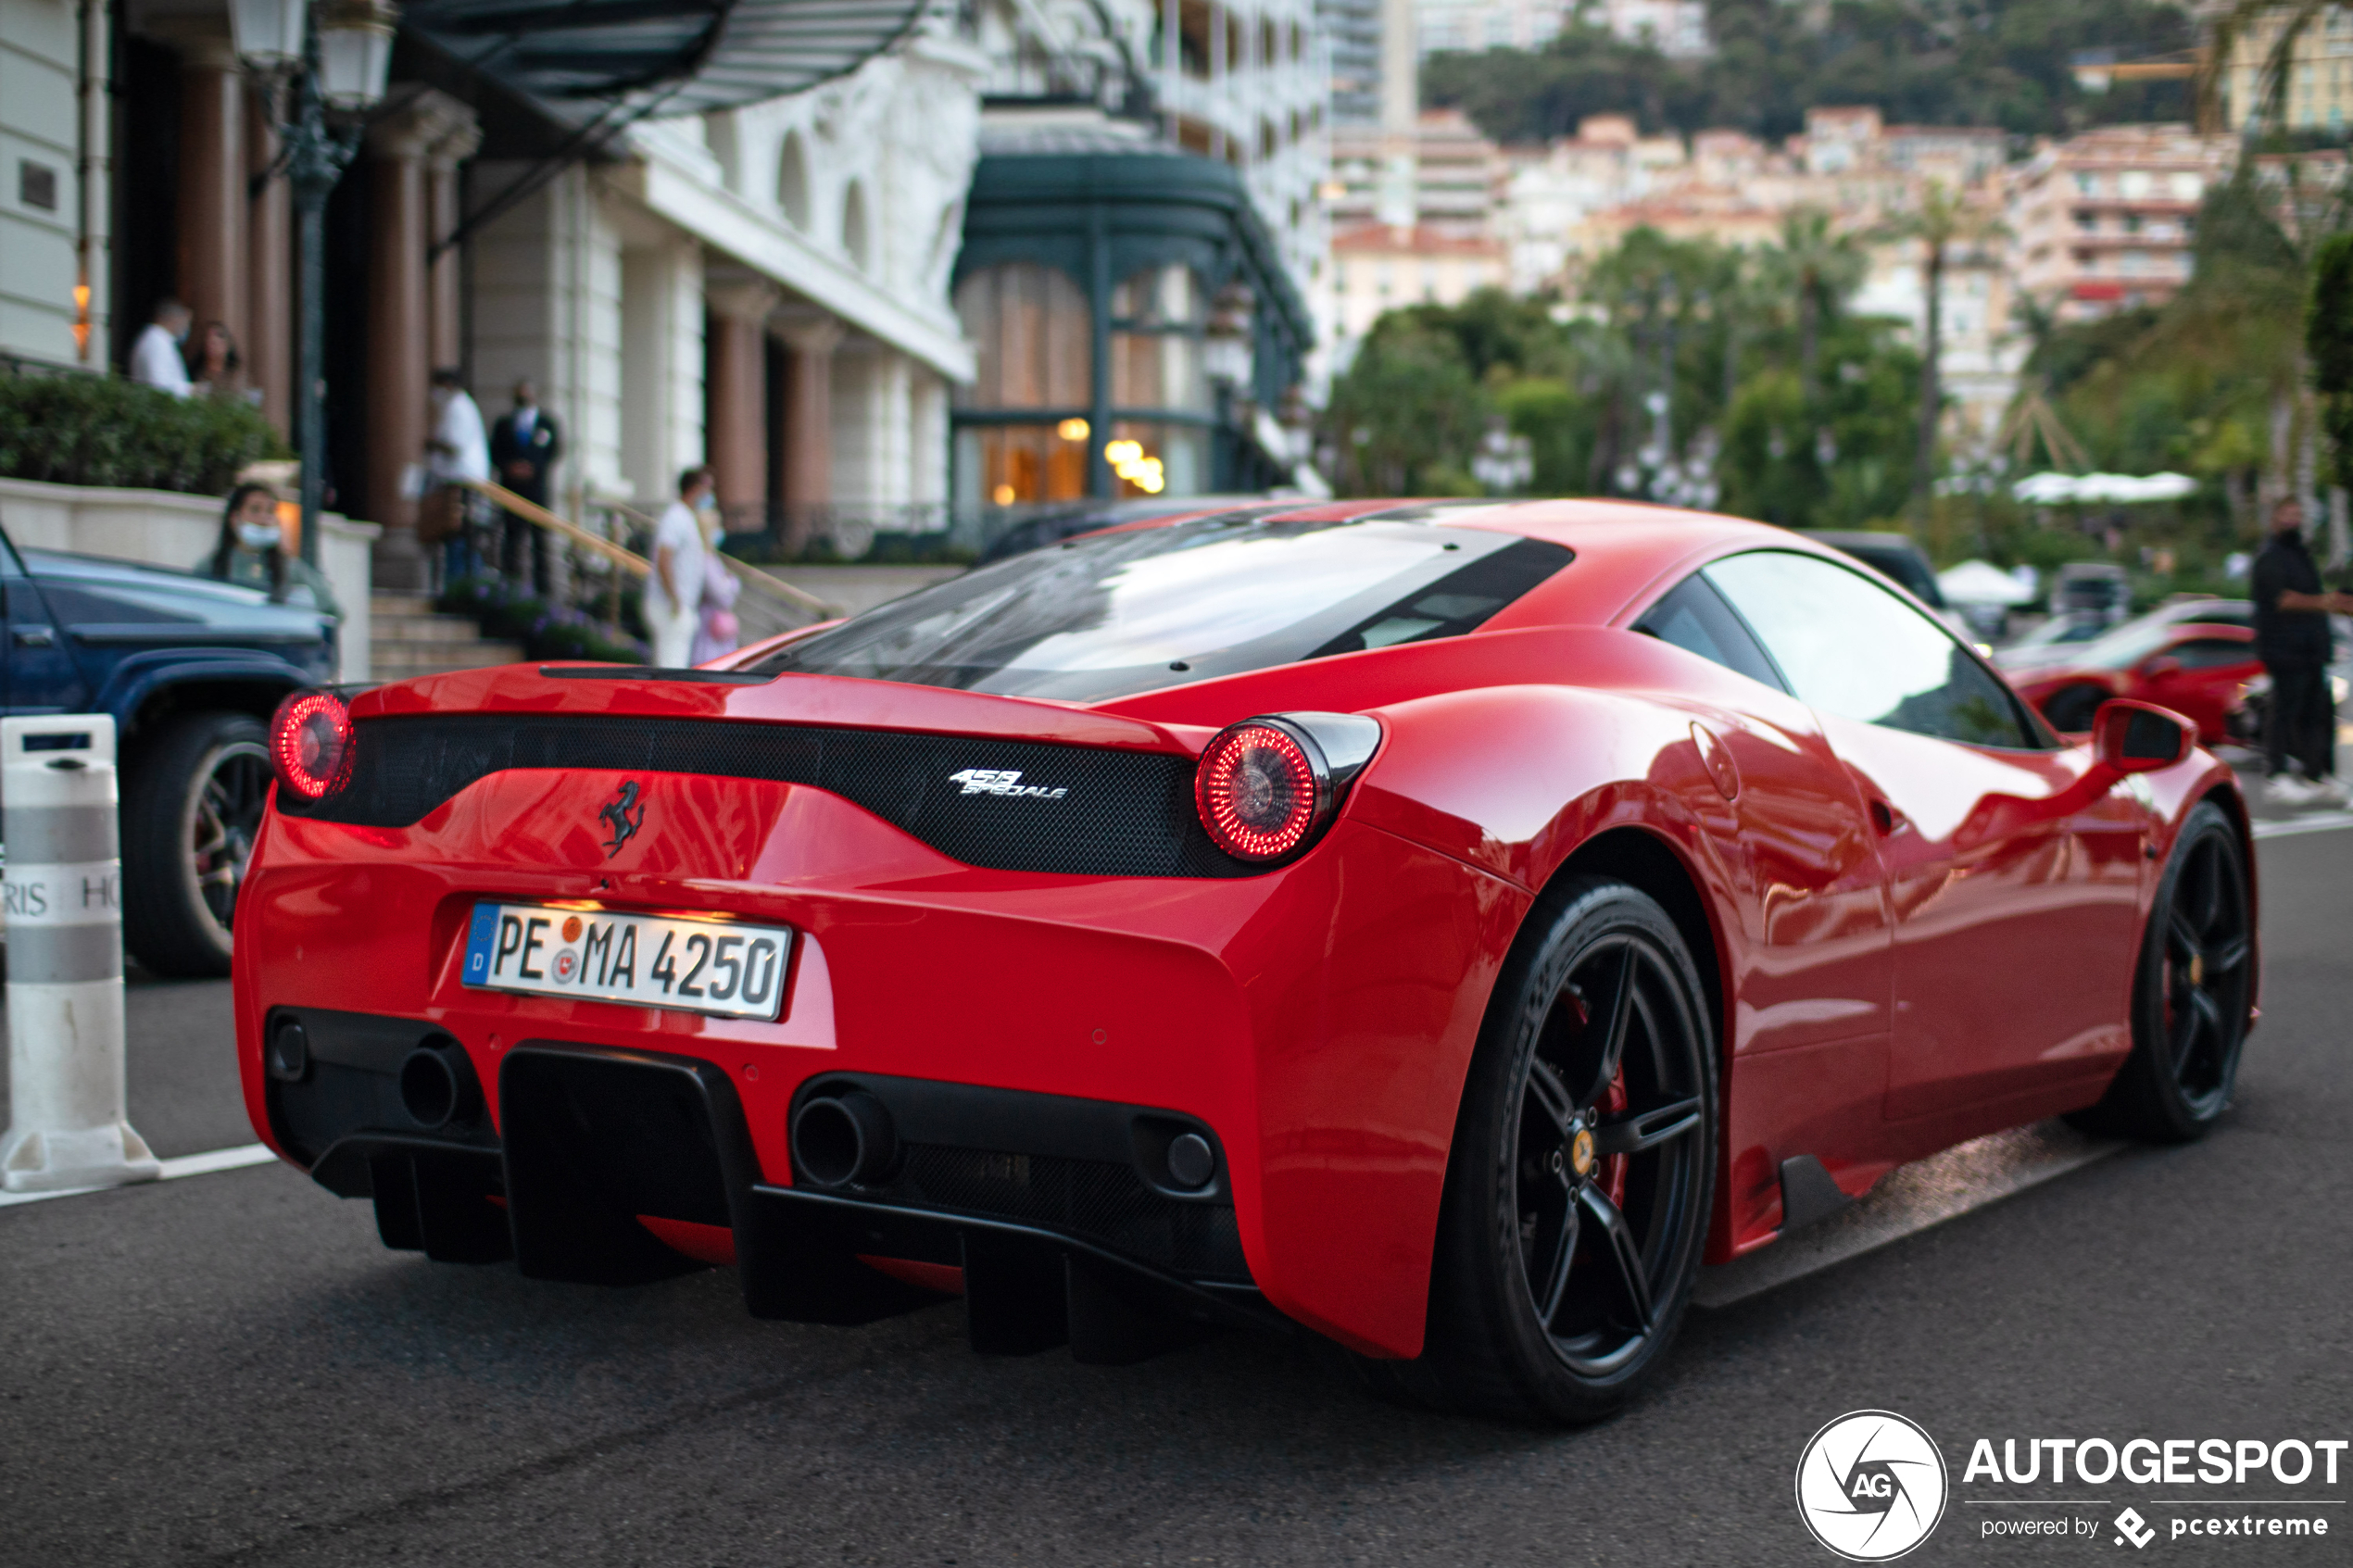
top-left (2070, 800), bottom-right (2254, 1142)
top-left (1368, 876), bottom-right (1716, 1424)
top-left (122, 711), bottom-right (272, 977)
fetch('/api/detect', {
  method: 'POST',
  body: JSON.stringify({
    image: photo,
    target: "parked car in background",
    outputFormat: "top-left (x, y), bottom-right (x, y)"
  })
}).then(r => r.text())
top-left (2053, 562), bottom-right (2133, 629)
top-left (1, 529), bottom-right (337, 975)
top-left (2001, 600), bottom-right (2259, 739)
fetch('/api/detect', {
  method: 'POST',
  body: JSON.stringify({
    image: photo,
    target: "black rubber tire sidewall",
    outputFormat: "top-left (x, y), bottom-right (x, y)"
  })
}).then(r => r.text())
top-left (1390, 874), bottom-right (1718, 1424)
top-left (120, 710), bottom-right (269, 979)
top-left (2071, 800), bottom-right (2251, 1143)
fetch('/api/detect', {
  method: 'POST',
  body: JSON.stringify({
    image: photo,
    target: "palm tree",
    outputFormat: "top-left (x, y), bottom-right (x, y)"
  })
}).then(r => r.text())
top-left (1877, 181), bottom-right (2009, 506)
top-left (1769, 209), bottom-right (1865, 400)
top-left (2196, 0), bottom-right (2331, 135)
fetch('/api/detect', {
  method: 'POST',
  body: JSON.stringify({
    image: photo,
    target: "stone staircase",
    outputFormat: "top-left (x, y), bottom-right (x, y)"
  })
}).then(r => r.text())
top-left (369, 592), bottom-right (527, 684)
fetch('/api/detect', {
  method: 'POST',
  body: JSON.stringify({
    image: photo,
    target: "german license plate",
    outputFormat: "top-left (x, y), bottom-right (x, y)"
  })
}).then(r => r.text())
top-left (461, 903), bottom-right (791, 1021)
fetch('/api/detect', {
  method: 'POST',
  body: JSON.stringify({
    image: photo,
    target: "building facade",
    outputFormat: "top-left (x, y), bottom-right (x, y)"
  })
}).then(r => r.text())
top-left (2007, 124), bottom-right (2233, 323)
top-left (6, 0), bottom-right (1332, 575)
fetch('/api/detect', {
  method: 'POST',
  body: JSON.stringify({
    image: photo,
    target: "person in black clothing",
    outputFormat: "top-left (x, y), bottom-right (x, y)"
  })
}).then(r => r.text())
top-left (489, 380), bottom-right (562, 595)
top-left (2250, 496), bottom-right (2352, 805)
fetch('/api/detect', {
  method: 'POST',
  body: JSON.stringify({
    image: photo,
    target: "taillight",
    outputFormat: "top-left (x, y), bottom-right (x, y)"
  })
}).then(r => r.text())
top-left (1194, 718), bottom-right (1334, 862)
top-left (270, 690), bottom-right (354, 800)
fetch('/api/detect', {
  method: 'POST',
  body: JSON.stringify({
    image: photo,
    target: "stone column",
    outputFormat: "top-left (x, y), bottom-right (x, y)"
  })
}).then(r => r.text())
top-left (364, 90), bottom-right (477, 591)
top-left (169, 27), bottom-right (245, 354)
top-left (426, 120), bottom-right (482, 374)
top-left (245, 85), bottom-right (291, 433)
top-left (703, 277), bottom-right (777, 525)
top-left (775, 312), bottom-right (845, 556)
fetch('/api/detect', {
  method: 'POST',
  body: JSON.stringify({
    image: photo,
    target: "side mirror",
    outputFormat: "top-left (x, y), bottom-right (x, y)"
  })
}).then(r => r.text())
top-left (2092, 698), bottom-right (2193, 774)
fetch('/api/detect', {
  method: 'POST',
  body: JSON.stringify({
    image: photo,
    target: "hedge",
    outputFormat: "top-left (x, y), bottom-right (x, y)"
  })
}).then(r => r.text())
top-left (0, 370), bottom-right (287, 495)
top-left (437, 574), bottom-right (648, 665)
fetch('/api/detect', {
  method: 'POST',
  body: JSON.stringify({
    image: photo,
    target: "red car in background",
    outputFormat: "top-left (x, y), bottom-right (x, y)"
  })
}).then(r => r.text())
top-left (2000, 602), bottom-right (2260, 740)
top-left (237, 501), bottom-right (2255, 1425)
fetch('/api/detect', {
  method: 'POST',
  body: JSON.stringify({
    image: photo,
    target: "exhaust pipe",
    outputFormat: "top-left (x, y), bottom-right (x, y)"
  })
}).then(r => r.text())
top-left (399, 1036), bottom-right (481, 1131)
top-left (791, 1089), bottom-right (897, 1188)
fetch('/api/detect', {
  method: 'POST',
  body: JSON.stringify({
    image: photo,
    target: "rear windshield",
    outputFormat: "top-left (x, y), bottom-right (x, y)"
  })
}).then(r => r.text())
top-left (746, 511), bottom-right (1572, 701)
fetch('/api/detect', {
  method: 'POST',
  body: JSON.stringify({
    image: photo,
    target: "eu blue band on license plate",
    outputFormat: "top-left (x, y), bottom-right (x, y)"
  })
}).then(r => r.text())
top-left (461, 902), bottom-right (792, 1022)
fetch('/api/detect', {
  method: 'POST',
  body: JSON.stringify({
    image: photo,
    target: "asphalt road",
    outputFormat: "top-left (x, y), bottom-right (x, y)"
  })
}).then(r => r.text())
top-left (2, 828), bottom-right (2347, 1566)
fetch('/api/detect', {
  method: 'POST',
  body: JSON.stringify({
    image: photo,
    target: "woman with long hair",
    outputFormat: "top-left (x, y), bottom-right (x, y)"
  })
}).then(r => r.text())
top-left (189, 320), bottom-right (251, 404)
top-left (199, 483), bottom-right (342, 621)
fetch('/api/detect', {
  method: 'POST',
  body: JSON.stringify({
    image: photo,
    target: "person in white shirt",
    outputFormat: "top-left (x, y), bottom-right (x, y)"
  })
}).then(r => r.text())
top-left (425, 369), bottom-right (492, 581)
top-left (426, 368), bottom-right (491, 484)
top-left (646, 467), bottom-right (713, 667)
top-left (128, 301), bottom-right (193, 397)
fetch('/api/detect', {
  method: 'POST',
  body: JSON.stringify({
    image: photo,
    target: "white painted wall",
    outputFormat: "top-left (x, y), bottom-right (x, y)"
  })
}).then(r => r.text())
top-left (619, 237), bottom-right (706, 505)
top-left (468, 165), bottom-right (628, 510)
top-left (0, 0), bottom-right (94, 367)
top-left (0, 477), bottom-right (380, 680)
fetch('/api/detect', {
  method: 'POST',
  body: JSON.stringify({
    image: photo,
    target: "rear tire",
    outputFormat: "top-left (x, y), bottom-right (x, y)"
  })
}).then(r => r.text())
top-left (121, 711), bottom-right (271, 978)
top-left (1365, 876), bottom-right (1717, 1424)
top-left (2067, 801), bottom-right (2252, 1142)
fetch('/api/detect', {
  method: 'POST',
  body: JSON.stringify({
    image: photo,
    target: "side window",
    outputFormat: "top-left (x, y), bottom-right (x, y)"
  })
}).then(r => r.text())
top-left (1633, 572), bottom-right (1787, 691)
top-left (2169, 637), bottom-right (2256, 670)
top-left (1703, 550), bottom-right (2040, 749)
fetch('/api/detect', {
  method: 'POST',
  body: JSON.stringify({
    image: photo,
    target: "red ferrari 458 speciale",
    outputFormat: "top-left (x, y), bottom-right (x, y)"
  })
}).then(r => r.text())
top-left (239, 500), bottom-right (2255, 1423)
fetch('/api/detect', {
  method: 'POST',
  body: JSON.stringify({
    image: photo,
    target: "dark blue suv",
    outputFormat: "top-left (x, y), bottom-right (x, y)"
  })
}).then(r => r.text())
top-left (2, 527), bottom-right (333, 976)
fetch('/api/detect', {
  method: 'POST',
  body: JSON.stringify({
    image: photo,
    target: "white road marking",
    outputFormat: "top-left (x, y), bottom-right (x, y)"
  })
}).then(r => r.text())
top-left (1693, 1120), bottom-right (2124, 1309)
top-left (2250, 810), bottom-right (2353, 839)
top-left (0, 1142), bottom-right (278, 1210)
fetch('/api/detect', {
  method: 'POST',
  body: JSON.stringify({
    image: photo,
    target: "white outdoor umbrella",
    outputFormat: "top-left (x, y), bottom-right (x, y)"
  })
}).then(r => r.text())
top-left (1938, 558), bottom-right (2038, 606)
top-left (2012, 471), bottom-right (2197, 504)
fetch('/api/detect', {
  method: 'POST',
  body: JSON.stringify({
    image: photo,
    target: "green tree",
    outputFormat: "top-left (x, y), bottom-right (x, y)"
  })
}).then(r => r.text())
top-left (2308, 232), bottom-right (2353, 490)
top-left (1323, 323), bottom-right (1490, 495)
top-left (1876, 181), bottom-right (2009, 506)
top-left (1766, 209), bottom-right (1865, 397)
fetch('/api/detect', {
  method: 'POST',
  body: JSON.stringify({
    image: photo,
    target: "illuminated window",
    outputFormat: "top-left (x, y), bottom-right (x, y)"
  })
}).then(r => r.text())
top-left (1109, 264), bottom-right (1210, 413)
top-left (953, 262), bottom-right (1091, 409)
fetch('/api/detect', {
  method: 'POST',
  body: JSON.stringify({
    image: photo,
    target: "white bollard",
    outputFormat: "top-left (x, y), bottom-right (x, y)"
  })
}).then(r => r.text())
top-left (0, 715), bottom-right (157, 1193)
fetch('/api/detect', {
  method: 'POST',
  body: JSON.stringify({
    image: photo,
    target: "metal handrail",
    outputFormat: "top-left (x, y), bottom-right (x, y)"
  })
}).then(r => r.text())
top-left (462, 480), bottom-right (841, 618)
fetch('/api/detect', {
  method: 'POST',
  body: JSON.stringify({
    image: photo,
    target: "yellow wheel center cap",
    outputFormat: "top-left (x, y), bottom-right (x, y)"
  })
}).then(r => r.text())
top-left (2189, 953), bottom-right (2204, 986)
top-left (1570, 1127), bottom-right (1596, 1179)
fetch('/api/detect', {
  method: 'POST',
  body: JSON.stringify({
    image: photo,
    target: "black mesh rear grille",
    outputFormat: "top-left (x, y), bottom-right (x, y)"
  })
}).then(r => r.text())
top-left (276, 713), bottom-right (1252, 878)
top-left (894, 1143), bottom-right (1250, 1283)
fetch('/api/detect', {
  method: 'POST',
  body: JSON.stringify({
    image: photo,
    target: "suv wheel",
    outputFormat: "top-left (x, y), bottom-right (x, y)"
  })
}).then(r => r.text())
top-left (121, 711), bottom-right (271, 977)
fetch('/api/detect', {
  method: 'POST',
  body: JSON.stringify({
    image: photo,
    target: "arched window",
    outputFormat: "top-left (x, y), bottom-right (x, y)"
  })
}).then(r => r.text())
top-left (842, 181), bottom-right (871, 271)
top-left (777, 132), bottom-right (811, 230)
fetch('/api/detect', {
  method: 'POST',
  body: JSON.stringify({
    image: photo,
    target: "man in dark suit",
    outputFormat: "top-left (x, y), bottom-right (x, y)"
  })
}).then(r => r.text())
top-left (489, 379), bottom-right (562, 594)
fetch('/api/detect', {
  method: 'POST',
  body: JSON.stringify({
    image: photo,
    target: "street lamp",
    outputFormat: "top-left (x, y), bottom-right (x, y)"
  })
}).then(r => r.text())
top-left (229, 0), bottom-right (399, 569)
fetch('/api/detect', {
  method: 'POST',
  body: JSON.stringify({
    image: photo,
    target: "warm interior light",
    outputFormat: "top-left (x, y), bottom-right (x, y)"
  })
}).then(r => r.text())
top-left (1105, 438), bottom-right (1165, 495)
top-left (991, 483), bottom-right (1016, 506)
top-left (1057, 418), bottom-right (1089, 441)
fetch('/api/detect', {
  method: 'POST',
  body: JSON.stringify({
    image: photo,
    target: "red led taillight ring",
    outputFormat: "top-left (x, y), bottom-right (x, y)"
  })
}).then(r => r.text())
top-left (270, 690), bottom-right (354, 800)
top-left (1194, 720), bottom-right (1327, 862)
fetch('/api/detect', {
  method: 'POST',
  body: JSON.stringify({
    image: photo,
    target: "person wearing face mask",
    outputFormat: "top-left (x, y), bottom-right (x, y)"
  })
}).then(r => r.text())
top-left (198, 483), bottom-right (343, 621)
top-left (645, 467), bottom-right (714, 667)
